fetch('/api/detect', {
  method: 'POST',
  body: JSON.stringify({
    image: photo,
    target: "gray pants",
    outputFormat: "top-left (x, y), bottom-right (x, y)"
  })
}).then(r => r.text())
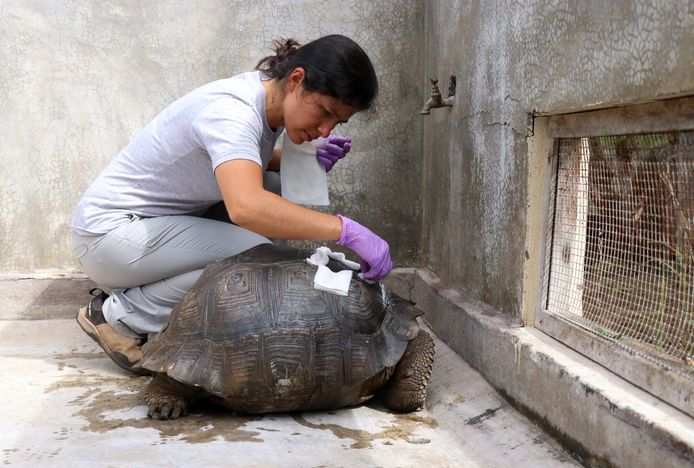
top-left (71, 172), bottom-right (279, 338)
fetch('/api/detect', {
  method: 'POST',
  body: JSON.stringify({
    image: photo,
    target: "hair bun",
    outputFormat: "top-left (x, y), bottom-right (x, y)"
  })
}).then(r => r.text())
top-left (255, 38), bottom-right (300, 77)
top-left (274, 38), bottom-right (300, 60)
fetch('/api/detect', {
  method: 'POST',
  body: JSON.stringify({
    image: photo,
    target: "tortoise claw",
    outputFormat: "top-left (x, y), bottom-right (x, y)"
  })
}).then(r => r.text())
top-left (146, 393), bottom-right (189, 420)
top-left (170, 402), bottom-right (186, 420)
top-left (146, 395), bottom-right (188, 420)
top-left (144, 374), bottom-right (193, 420)
top-left (159, 401), bottom-right (173, 419)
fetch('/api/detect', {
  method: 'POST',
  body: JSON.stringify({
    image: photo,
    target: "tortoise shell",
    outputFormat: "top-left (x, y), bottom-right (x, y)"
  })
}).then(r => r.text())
top-left (138, 244), bottom-right (421, 413)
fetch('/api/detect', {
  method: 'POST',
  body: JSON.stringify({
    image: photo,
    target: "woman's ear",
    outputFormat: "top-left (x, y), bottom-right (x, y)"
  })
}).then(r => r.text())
top-left (287, 67), bottom-right (305, 92)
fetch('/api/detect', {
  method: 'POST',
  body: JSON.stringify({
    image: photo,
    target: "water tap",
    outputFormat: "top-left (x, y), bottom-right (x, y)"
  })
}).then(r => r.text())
top-left (420, 76), bottom-right (456, 114)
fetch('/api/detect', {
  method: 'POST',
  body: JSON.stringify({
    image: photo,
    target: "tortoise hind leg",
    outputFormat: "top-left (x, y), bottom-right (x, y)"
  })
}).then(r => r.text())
top-left (144, 373), bottom-right (199, 420)
top-left (378, 330), bottom-right (435, 412)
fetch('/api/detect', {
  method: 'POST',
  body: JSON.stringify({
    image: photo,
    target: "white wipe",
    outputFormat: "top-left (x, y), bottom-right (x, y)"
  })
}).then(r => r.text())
top-left (306, 247), bottom-right (360, 296)
top-left (280, 133), bottom-right (330, 205)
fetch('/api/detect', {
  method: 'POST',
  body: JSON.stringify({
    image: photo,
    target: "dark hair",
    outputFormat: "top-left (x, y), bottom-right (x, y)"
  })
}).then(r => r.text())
top-left (256, 35), bottom-right (378, 111)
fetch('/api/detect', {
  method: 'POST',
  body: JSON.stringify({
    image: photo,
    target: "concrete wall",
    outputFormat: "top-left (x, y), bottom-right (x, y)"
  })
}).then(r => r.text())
top-left (4, 0), bottom-right (692, 317)
top-left (0, 0), bottom-right (424, 272)
top-left (422, 0), bottom-right (694, 317)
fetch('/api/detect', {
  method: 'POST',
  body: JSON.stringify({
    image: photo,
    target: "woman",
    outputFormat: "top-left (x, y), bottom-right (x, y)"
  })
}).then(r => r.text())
top-left (71, 35), bottom-right (392, 374)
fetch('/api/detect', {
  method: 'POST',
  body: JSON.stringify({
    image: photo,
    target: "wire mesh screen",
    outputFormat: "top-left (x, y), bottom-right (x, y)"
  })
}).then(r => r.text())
top-left (544, 132), bottom-right (693, 375)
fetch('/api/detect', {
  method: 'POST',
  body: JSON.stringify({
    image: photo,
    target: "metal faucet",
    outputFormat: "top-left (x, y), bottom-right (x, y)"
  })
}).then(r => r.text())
top-left (420, 76), bottom-right (456, 114)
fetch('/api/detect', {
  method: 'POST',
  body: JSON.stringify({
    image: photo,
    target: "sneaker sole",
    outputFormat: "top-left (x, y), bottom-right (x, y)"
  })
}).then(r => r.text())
top-left (76, 306), bottom-right (149, 376)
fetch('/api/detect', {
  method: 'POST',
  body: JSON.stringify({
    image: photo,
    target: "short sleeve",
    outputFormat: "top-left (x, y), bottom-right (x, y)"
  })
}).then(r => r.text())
top-left (191, 97), bottom-right (264, 170)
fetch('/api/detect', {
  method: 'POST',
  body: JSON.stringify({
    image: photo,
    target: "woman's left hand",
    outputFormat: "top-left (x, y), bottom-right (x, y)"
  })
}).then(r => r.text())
top-left (316, 135), bottom-right (352, 172)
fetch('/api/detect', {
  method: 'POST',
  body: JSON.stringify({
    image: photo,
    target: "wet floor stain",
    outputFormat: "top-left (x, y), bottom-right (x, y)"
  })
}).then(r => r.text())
top-left (2, 447), bottom-right (61, 465)
top-left (292, 411), bottom-right (438, 449)
top-left (43, 359), bottom-right (439, 449)
top-left (52, 352), bottom-right (105, 360)
top-left (44, 373), bottom-right (264, 444)
top-left (52, 427), bottom-right (72, 441)
top-left (2, 449), bottom-right (18, 466)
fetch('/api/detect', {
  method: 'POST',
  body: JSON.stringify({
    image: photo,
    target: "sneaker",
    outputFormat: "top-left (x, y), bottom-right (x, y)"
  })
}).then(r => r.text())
top-left (76, 288), bottom-right (148, 375)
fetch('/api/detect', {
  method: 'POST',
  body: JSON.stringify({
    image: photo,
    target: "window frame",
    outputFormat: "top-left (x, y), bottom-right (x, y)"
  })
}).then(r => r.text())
top-left (524, 96), bottom-right (694, 418)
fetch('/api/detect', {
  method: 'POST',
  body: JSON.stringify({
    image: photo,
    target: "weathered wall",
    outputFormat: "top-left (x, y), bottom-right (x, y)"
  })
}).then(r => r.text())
top-left (422, 0), bottom-right (694, 317)
top-left (0, 0), bottom-right (423, 271)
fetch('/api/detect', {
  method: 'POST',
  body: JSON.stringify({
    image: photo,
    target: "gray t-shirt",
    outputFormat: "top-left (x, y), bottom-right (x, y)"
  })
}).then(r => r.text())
top-left (71, 71), bottom-right (282, 235)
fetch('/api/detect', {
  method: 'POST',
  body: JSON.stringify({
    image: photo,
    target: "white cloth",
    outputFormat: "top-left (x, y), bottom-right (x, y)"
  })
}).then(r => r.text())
top-left (306, 247), bottom-right (360, 296)
top-left (71, 71), bottom-right (283, 236)
top-left (280, 134), bottom-right (330, 206)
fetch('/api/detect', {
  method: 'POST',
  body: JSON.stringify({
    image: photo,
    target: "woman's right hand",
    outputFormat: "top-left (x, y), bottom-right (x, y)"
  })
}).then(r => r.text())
top-left (336, 215), bottom-right (393, 280)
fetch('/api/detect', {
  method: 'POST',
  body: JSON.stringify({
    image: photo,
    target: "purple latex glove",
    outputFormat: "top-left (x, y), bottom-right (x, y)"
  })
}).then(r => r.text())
top-left (316, 135), bottom-right (352, 172)
top-left (336, 214), bottom-right (393, 280)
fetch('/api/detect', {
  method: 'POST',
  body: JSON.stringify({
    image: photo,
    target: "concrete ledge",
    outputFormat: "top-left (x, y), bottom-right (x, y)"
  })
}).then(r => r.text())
top-left (0, 272), bottom-right (96, 320)
top-left (394, 268), bottom-right (694, 468)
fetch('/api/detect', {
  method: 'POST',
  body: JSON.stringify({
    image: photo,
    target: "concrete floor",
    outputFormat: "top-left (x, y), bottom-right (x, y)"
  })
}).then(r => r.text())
top-left (0, 319), bottom-right (578, 467)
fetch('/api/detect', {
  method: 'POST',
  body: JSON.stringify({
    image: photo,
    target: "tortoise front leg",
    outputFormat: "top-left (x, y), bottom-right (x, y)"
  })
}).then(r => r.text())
top-left (144, 373), bottom-right (199, 420)
top-left (378, 330), bottom-right (435, 412)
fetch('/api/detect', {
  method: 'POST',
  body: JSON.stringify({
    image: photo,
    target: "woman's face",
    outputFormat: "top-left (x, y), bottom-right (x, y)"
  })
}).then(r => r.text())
top-left (282, 69), bottom-right (356, 144)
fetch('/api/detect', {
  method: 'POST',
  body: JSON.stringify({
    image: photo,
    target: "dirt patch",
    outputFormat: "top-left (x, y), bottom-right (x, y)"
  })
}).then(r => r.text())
top-left (465, 406), bottom-right (502, 425)
top-left (292, 410), bottom-right (438, 449)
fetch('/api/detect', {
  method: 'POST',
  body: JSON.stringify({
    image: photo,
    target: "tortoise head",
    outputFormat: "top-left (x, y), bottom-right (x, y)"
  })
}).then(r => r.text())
top-left (385, 294), bottom-right (422, 341)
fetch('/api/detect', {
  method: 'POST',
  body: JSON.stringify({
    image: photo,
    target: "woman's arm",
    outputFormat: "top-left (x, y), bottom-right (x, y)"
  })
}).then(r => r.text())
top-left (215, 159), bottom-right (341, 240)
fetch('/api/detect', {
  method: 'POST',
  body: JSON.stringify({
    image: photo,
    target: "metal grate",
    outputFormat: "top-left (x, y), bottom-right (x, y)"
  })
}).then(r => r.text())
top-left (544, 132), bottom-right (694, 375)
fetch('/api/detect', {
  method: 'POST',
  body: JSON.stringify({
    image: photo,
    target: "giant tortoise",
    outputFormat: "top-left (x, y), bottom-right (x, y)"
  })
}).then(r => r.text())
top-left (138, 244), bottom-right (435, 419)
